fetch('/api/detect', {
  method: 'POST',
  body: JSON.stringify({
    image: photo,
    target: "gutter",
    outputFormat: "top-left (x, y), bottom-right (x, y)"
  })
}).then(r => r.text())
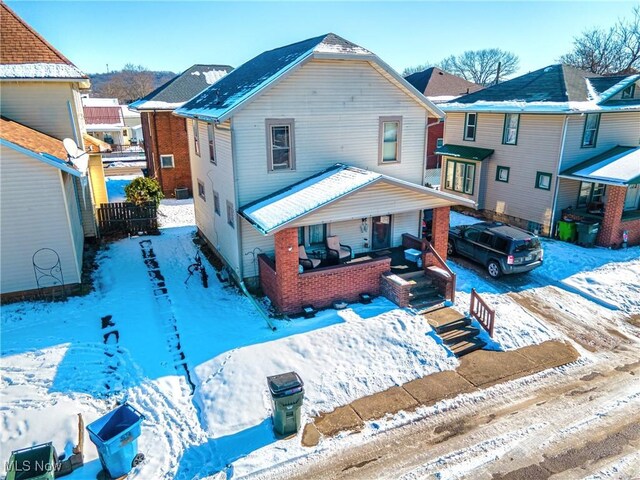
top-left (549, 115), bottom-right (569, 235)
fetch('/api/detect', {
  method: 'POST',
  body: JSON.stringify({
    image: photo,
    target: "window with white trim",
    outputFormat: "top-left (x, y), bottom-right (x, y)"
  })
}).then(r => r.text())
top-left (226, 200), bottom-right (235, 228)
top-left (207, 123), bottom-right (216, 164)
top-left (197, 179), bottom-right (206, 200)
top-left (160, 154), bottom-right (174, 168)
top-left (379, 116), bottom-right (402, 163)
top-left (436, 138), bottom-right (444, 148)
top-left (193, 119), bottom-right (200, 156)
top-left (266, 119), bottom-right (295, 171)
top-left (464, 113), bottom-right (477, 141)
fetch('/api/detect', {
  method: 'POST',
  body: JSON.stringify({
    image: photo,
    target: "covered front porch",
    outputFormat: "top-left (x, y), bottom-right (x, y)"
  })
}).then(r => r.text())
top-left (559, 146), bottom-right (640, 247)
top-left (239, 164), bottom-right (474, 315)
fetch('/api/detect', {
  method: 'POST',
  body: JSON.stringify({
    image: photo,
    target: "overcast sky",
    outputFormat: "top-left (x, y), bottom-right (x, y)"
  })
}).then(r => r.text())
top-left (7, 1), bottom-right (636, 76)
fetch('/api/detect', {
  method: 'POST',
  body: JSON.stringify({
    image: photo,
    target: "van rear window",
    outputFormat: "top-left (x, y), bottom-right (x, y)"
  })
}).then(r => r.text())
top-left (513, 238), bottom-right (541, 252)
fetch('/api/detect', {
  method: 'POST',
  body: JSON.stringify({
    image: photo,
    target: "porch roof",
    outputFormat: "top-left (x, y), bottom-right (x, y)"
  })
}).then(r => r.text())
top-left (435, 144), bottom-right (494, 162)
top-left (239, 163), bottom-right (475, 234)
top-left (560, 146), bottom-right (640, 186)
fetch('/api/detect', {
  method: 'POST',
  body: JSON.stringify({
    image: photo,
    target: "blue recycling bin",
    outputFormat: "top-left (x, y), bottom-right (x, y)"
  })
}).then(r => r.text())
top-left (86, 404), bottom-right (145, 478)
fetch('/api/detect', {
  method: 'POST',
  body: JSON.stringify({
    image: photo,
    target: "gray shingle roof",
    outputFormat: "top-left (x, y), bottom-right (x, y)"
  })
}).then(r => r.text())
top-left (129, 64), bottom-right (233, 110)
top-left (174, 33), bottom-right (375, 121)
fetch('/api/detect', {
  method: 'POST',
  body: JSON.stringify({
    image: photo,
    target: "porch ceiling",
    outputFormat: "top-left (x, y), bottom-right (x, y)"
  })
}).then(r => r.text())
top-left (239, 163), bottom-right (475, 235)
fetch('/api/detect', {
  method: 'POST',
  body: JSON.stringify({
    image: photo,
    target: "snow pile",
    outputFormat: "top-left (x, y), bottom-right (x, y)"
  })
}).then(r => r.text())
top-left (158, 199), bottom-right (195, 228)
top-left (193, 301), bottom-right (458, 437)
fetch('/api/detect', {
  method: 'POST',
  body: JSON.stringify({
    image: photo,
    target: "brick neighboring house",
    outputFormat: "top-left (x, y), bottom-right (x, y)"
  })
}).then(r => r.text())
top-left (405, 68), bottom-right (482, 181)
top-left (438, 64), bottom-right (640, 248)
top-left (174, 33), bottom-right (474, 315)
top-left (129, 64), bottom-right (232, 197)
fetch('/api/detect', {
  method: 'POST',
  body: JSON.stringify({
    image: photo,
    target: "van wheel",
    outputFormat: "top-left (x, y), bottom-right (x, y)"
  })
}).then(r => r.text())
top-left (487, 260), bottom-right (502, 278)
top-left (447, 241), bottom-right (456, 256)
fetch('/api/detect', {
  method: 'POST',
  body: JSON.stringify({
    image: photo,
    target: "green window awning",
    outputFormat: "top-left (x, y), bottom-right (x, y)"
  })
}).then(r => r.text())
top-left (435, 144), bottom-right (494, 161)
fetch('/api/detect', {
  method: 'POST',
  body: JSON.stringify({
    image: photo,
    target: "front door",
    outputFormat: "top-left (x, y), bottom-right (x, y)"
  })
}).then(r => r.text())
top-left (371, 215), bottom-right (392, 250)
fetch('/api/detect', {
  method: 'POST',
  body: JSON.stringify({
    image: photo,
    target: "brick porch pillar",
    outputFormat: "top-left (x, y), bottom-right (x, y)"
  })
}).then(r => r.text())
top-left (596, 185), bottom-right (626, 247)
top-left (274, 228), bottom-right (301, 313)
top-left (432, 206), bottom-right (450, 261)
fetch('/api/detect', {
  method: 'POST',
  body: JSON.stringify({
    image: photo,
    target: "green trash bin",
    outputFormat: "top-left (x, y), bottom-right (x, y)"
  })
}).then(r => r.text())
top-left (6, 443), bottom-right (56, 480)
top-left (557, 220), bottom-right (577, 242)
top-left (576, 221), bottom-right (600, 247)
top-left (267, 371), bottom-right (304, 436)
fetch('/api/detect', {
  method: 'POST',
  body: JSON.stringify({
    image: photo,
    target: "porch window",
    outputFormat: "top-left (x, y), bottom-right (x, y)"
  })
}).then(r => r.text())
top-left (502, 114), bottom-right (519, 145)
top-left (624, 184), bottom-right (640, 210)
top-left (208, 123), bottom-right (216, 164)
top-left (160, 154), bottom-right (174, 168)
top-left (621, 84), bottom-right (635, 99)
top-left (297, 224), bottom-right (327, 246)
top-left (445, 159), bottom-right (475, 195)
top-left (578, 182), bottom-right (607, 210)
top-left (226, 200), bottom-right (235, 228)
top-left (581, 113), bottom-right (600, 148)
top-left (464, 113), bottom-right (477, 141)
top-left (379, 116), bottom-right (402, 163)
top-left (266, 119), bottom-right (295, 171)
top-left (213, 191), bottom-right (220, 215)
top-left (193, 120), bottom-right (200, 156)
top-left (197, 179), bottom-right (206, 200)
top-left (496, 166), bottom-right (510, 183)
top-left (535, 171), bottom-right (552, 191)
top-left (577, 181), bottom-right (592, 207)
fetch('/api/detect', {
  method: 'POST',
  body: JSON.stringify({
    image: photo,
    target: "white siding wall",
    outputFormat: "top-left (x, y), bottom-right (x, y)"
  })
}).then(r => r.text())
top-left (188, 119), bottom-right (241, 275)
top-left (561, 112), bottom-right (640, 170)
top-left (0, 81), bottom-right (84, 142)
top-left (240, 218), bottom-right (275, 278)
top-left (443, 112), bottom-right (565, 228)
top-left (555, 177), bottom-right (581, 218)
top-left (329, 219), bottom-right (368, 255)
top-left (0, 147), bottom-right (82, 293)
top-left (392, 210), bottom-right (421, 245)
top-left (232, 58), bottom-right (429, 206)
top-left (62, 173), bottom-right (85, 272)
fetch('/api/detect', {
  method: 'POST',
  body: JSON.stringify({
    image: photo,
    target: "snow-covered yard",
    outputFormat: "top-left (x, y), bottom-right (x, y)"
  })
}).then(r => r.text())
top-left (1, 205), bottom-right (637, 479)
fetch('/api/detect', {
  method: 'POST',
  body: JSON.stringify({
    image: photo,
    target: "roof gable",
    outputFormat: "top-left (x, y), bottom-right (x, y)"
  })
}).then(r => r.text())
top-left (0, 3), bottom-right (86, 80)
top-left (175, 33), bottom-right (442, 122)
top-left (405, 67), bottom-right (482, 98)
top-left (129, 64), bottom-right (233, 111)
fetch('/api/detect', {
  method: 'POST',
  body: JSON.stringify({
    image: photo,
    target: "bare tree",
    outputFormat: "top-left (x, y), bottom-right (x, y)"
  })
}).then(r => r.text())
top-left (439, 49), bottom-right (519, 86)
top-left (95, 64), bottom-right (155, 103)
top-left (560, 6), bottom-right (640, 75)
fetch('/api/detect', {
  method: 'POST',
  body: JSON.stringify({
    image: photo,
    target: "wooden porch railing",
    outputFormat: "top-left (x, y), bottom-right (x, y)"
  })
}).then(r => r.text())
top-left (401, 233), bottom-right (457, 304)
top-left (470, 288), bottom-right (495, 337)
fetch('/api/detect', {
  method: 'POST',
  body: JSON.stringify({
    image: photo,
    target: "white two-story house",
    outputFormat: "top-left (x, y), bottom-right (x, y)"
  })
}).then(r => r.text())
top-left (175, 33), bottom-right (473, 314)
top-left (438, 64), bottom-right (640, 248)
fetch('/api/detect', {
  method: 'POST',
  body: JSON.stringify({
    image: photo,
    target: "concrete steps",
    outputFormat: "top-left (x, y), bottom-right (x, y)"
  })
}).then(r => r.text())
top-left (423, 307), bottom-right (487, 357)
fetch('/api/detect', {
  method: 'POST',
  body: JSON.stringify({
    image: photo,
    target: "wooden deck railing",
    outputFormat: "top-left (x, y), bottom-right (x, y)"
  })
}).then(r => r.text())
top-left (470, 288), bottom-right (495, 337)
top-left (401, 233), bottom-right (457, 304)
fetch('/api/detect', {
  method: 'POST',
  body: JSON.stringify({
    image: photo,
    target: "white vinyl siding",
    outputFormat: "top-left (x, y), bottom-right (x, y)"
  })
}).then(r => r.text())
top-left (232, 58), bottom-right (428, 206)
top-left (0, 146), bottom-right (82, 293)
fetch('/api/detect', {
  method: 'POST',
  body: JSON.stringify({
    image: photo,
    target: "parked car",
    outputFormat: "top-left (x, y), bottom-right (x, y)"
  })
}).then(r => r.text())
top-left (448, 222), bottom-right (543, 278)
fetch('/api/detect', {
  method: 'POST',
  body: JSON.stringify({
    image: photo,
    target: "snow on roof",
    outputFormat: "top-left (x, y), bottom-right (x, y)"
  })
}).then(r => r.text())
top-left (240, 164), bottom-right (381, 234)
top-left (441, 99), bottom-right (640, 114)
top-left (130, 100), bottom-right (186, 110)
top-left (190, 68), bottom-right (229, 85)
top-left (561, 146), bottom-right (640, 185)
top-left (0, 62), bottom-right (86, 80)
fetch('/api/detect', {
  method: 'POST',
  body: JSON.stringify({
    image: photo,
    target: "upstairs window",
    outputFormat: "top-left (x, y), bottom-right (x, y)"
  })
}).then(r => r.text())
top-left (208, 123), bottom-right (216, 164)
top-left (502, 114), bottom-right (519, 145)
top-left (379, 116), bottom-right (402, 163)
top-left (193, 120), bottom-right (200, 156)
top-left (581, 113), bottom-right (600, 148)
top-left (621, 83), bottom-right (635, 99)
top-left (464, 113), bottom-right (477, 141)
top-left (266, 119), bottom-right (295, 171)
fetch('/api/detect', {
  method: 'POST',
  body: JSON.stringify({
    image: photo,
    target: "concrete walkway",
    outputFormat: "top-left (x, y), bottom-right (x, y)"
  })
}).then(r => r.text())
top-left (302, 340), bottom-right (579, 447)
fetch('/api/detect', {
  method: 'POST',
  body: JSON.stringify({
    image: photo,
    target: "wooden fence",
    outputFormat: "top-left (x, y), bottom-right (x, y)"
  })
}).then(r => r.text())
top-left (97, 202), bottom-right (158, 236)
top-left (470, 288), bottom-right (496, 337)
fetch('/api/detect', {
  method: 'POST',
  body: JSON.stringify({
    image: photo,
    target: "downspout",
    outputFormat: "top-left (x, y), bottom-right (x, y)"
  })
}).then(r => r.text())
top-left (223, 118), bottom-right (277, 330)
top-left (549, 115), bottom-right (570, 237)
top-left (152, 111), bottom-right (164, 188)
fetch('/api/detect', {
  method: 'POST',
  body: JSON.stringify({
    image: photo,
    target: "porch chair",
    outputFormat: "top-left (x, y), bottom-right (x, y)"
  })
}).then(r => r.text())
top-left (326, 235), bottom-right (352, 264)
top-left (299, 245), bottom-right (321, 270)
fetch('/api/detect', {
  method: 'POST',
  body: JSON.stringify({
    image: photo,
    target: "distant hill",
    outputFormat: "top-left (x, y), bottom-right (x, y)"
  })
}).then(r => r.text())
top-left (87, 68), bottom-right (177, 104)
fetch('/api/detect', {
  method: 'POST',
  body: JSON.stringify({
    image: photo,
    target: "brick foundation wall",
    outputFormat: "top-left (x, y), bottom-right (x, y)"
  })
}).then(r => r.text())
top-left (380, 272), bottom-right (412, 307)
top-left (142, 111), bottom-right (193, 198)
top-left (597, 185), bottom-right (640, 247)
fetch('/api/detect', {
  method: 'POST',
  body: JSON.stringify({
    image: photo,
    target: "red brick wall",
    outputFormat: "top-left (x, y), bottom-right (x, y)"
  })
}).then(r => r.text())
top-left (141, 111), bottom-right (192, 197)
top-left (380, 272), bottom-right (412, 307)
top-left (597, 186), bottom-right (640, 247)
top-left (432, 206), bottom-right (450, 261)
top-left (274, 229), bottom-right (301, 313)
top-left (426, 120), bottom-right (444, 169)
